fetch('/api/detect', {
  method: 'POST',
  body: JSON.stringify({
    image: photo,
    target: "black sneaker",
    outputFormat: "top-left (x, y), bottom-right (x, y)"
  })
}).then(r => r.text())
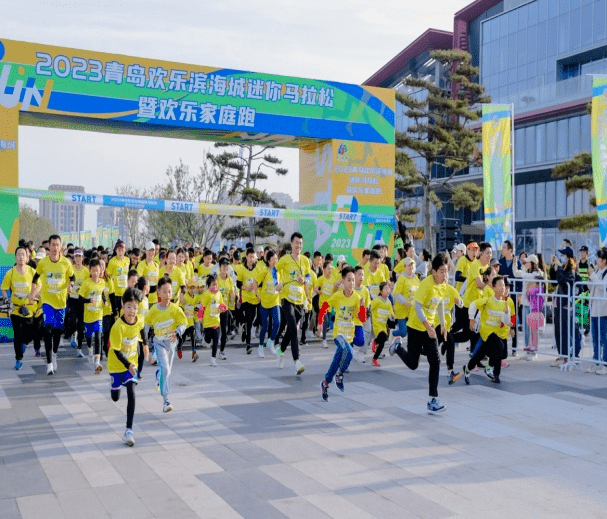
top-left (477, 361), bottom-right (486, 369)
top-left (441, 343), bottom-right (447, 356)
top-left (491, 375), bottom-right (501, 384)
top-left (320, 381), bottom-right (328, 401)
top-left (335, 373), bottom-right (344, 392)
top-left (448, 371), bottom-right (462, 385)
top-left (246, 344), bottom-right (252, 354)
top-left (300, 335), bottom-right (307, 345)
top-left (463, 365), bottom-right (470, 385)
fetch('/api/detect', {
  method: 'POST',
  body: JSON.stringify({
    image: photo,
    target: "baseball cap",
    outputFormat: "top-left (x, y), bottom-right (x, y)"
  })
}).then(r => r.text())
top-left (403, 257), bottom-right (416, 266)
top-left (558, 246), bottom-right (574, 258)
top-left (456, 243), bottom-right (467, 253)
top-left (525, 254), bottom-right (539, 264)
top-left (580, 245), bottom-right (589, 252)
top-left (256, 245), bottom-right (264, 253)
top-left (490, 258), bottom-right (500, 267)
top-left (35, 251), bottom-right (45, 259)
top-left (186, 278), bottom-right (197, 287)
top-left (74, 249), bottom-right (83, 256)
top-left (145, 241), bottom-right (155, 251)
top-left (219, 257), bottom-right (230, 266)
top-left (115, 240), bottom-right (125, 248)
top-left (337, 254), bottom-right (346, 263)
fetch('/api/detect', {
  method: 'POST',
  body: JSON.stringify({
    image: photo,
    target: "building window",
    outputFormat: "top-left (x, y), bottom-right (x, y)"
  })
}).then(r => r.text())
top-left (546, 181), bottom-right (556, 218)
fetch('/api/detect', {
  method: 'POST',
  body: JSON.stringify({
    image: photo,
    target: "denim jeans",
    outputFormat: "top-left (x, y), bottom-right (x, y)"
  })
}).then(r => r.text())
top-left (324, 335), bottom-right (353, 384)
top-left (259, 305), bottom-right (281, 346)
top-left (591, 316), bottom-right (607, 363)
top-left (393, 318), bottom-right (408, 338)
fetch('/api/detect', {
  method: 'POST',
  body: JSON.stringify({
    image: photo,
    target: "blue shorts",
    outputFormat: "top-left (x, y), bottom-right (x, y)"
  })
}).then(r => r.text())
top-left (42, 304), bottom-right (66, 329)
top-left (353, 325), bottom-right (365, 347)
top-left (110, 371), bottom-right (137, 390)
top-left (84, 321), bottom-right (102, 337)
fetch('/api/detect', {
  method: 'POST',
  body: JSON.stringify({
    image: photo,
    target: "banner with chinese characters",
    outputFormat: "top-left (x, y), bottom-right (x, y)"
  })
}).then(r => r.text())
top-left (299, 140), bottom-right (395, 265)
top-left (482, 104), bottom-right (513, 252)
top-left (592, 77), bottom-right (607, 246)
top-left (0, 39), bottom-right (394, 146)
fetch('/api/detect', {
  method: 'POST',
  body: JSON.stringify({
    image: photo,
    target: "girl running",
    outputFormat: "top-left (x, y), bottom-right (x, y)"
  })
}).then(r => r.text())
top-left (256, 250), bottom-right (281, 358)
top-left (197, 274), bottom-right (228, 367)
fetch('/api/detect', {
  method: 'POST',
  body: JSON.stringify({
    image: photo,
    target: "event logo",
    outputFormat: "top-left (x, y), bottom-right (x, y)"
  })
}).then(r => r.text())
top-left (337, 142), bottom-right (351, 162)
top-left (0, 64), bottom-right (43, 110)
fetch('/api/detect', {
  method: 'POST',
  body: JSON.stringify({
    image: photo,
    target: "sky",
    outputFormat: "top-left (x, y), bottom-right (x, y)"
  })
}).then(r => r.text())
top-left (6, 0), bottom-right (473, 231)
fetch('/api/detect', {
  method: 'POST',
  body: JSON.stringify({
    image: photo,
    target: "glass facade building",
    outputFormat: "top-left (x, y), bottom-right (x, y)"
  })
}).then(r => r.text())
top-left (365, 0), bottom-right (602, 257)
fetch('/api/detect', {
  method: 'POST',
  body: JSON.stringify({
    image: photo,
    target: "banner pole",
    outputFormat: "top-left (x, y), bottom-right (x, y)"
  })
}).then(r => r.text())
top-left (511, 103), bottom-right (516, 251)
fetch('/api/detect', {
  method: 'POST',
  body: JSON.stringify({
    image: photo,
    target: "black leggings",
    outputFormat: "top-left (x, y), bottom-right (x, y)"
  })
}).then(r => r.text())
top-left (396, 326), bottom-right (440, 398)
top-left (178, 326), bottom-right (195, 351)
top-left (86, 329), bottom-right (102, 356)
top-left (68, 298), bottom-right (85, 348)
top-left (437, 331), bottom-right (455, 370)
top-left (241, 302), bottom-right (257, 345)
top-left (278, 300), bottom-right (302, 361)
top-left (220, 312), bottom-right (229, 349)
top-left (373, 331), bottom-right (389, 360)
top-left (33, 315), bottom-right (43, 353)
top-left (111, 381), bottom-right (135, 429)
top-left (44, 325), bottom-right (62, 364)
top-left (205, 327), bottom-right (220, 357)
top-left (10, 315), bottom-right (32, 361)
top-left (102, 315), bottom-right (114, 358)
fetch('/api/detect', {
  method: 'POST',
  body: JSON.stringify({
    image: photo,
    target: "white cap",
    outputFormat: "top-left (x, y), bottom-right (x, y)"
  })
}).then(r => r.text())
top-left (337, 255), bottom-right (346, 263)
top-left (256, 246), bottom-right (264, 253)
top-left (145, 241), bottom-right (155, 251)
top-left (193, 243), bottom-right (200, 248)
top-left (525, 254), bottom-right (539, 264)
top-left (403, 257), bottom-right (416, 266)
top-left (36, 251), bottom-right (45, 259)
top-left (455, 243), bottom-right (467, 253)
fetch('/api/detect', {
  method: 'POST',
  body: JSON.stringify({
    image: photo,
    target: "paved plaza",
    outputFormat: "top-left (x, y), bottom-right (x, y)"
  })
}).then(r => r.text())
top-left (2, 336), bottom-right (607, 519)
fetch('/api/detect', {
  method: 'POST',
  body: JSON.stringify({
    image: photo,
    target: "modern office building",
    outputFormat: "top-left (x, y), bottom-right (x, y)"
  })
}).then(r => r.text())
top-left (39, 184), bottom-right (85, 235)
top-left (365, 0), bottom-right (601, 256)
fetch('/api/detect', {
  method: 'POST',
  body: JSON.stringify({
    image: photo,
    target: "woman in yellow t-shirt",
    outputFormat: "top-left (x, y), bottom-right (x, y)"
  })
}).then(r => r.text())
top-left (255, 250), bottom-right (282, 357)
top-left (197, 274), bottom-right (227, 367)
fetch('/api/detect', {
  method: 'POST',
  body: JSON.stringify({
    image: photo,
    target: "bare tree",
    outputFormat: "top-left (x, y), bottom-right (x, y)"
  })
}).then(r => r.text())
top-left (115, 184), bottom-right (143, 247)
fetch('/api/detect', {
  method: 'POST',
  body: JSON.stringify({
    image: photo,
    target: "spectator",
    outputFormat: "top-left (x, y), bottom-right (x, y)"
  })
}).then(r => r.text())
top-left (588, 248), bottom-right (607, 374)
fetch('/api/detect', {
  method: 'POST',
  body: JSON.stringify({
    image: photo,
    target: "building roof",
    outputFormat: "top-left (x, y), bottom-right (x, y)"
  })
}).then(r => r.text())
top-left (363, 29), bottom-right (453, 87)
top-left (454, 0), bottom-right (503, 22)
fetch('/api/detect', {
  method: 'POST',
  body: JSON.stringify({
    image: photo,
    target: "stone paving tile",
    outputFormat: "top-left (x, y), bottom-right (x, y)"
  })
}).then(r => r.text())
top-left (5, 341), bottom-right (607, 518)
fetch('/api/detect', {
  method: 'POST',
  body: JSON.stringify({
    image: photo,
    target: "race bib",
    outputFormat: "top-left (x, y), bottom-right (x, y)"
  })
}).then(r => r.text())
top-left (155, 318), bottom-right (174, 339)
top-left (289, 284), bottom-right (304, 300)
top-left (121, 336), bottom-right (139, 358)
top-left (12, 281), bottom-right (29, 299)
top-left (336, 319), bottom-right (354, 339)
top-left (210, 300), bottom-right (220, 318)
top-left (369, 285), bottom-right (380, 298)
top-left (377, 308), bottom-right (391, 324)
top-left (88, 295), bottom-right (102, 311)
top-left (117, 274), bottom-right (127, 289)
top-left (184, 304), bottom-right (194, 319)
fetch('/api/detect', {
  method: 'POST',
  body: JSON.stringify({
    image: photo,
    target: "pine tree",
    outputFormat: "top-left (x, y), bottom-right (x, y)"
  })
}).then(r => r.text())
top-left (395, 49), bottom-right (489, 253)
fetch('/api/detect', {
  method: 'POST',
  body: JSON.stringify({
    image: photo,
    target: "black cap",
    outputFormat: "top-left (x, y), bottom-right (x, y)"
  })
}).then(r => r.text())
top-left (580, 245), bottom-right (589, 252)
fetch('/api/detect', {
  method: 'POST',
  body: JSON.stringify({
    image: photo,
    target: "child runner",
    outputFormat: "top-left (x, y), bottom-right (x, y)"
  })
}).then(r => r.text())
top-left (159, 251), bottom-right (186, 304)
top-left (216, 258), bottom-right (235, 360)
top-left (392, 257), bottom-right (419, 343)
top-left (389, 253), bottom-right (450, 413)
top-left (179, 279), bottom-right (199, 361)
top-left (144, 276), bottom-right (187, 412)
top-left (135, 275), bottom-right (150, 378)
top-left (78, 259), bottom-right (106, 373)
top-left (69, 249), bottom-right (89, 356)
top-left (137, 241), bottom-right (160, 305)
top-left (256, 250), bottom-right (281, 357)
top-left (99, 258), bottom-right (114, 360)
top-left (108, 288), bottom-right (148, 446)
top-left (318, 267), bottom-right (367, 401)
top-left (463, 275), bottom-right (511, 384)
top-left (314, 260), bottom-right (336, 349)
top-left (352, 266), bottom-right (370, 363)
top-left (106, 240), bottom-right (130, 317)
top-left (198, 274), bottom-right (228, 366)
top-left (370, 282), bottom-right (395, 367)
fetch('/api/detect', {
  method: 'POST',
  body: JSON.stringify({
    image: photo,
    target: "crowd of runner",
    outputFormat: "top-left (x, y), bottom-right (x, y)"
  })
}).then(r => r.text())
top-left (2, 232), bottom-right (605, 446)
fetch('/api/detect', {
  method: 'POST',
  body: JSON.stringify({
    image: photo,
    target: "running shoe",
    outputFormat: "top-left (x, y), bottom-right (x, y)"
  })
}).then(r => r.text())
top-left (123, 428), bottom-right (135, 446)
top-left (320, 381), bottom-right (328, 401)
top-left (448, 371), bottom-right (462, 385)
top-left (427, 398), bottom-right (446, 413)
top-left (14, 360), bottom-right (22, 370)
top-left (210, 357), bottom-right (217, 367)
top-left (501, 360), bottom-right (510, 368)
top-left (155, 369), bottom-right (160, 392)
top-left (389, 338), bottom-right (401, 356)
top-left (192, 352), bottom-right (199, 362)
top-left (70, 339), bottom-right (77, 348)
top-left (258, 346), bottom-right (265, 358)
top-left (266, 339), bottom-right (276, 355)
top-left (46, 363), bottom-right (54, 376)
top-left (218, 352), bottom-right (227, 360)
top-left (371, 340), bottom-right (377, 353)
top-left (277, 355), bottom-right (284, 369)
top-left (372, 358), bottom-right (380, 367)
top-left (485, 366), bottom-right (496, 381)
top-left (35, 350), bottom-right (41, 358)
top-left (246, 344), bottom-right (252, 355)
top-left (94, 361), bottom-right (102, 374)
top-left (335, 372), bottom-right (344, 392)
top-left (321, 340), bottom-right (328, 349)
top-left (463, 365), bottom-right (470, 385)
top-left (52, 353), bottom-right (57, 371)
top-left (177, 349), bottom-right (182, 359)
top-left (77, 349), bottom-right (84, 358)
top-left (295, 360), bottom-right (305, 375)
top-left (163, 401), bottom-right (173, 413)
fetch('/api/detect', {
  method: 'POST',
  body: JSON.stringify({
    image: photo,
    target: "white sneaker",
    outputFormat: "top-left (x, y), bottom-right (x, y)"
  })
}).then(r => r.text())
top-left (52, 352), bottom-right (57, 371)
top-left (551, 358), bottom-right (564, 367)
top-left (163, 401), bottom-right (173, 413)
top-left (258, 346), bottom-right (265, 358)
top-left (357, 352), bottom-right (366, 363)
top-left (596, 365), bottom-right (607, 375)
top-left (77, 349), bottom-right (84, 358)
top-left (210, 357), bottom-right (217, 367)
top-left (266, 339), bottom-right (276, 355)
top-left (585, 364), bottom-right (598, 373)
top-left (123, 428), bottom-right (135, 446)
top-left (322, 340), bottom-right (328, 349)
top-left (295, 360), bottom-right (305, 375)
top-left (526, 353), bottom-right (538, 361)
top-left (88, 351), bottom-right (94, 364)
top-left (277, 355), bottom-right (284, 369)
top-left (46, 363), bottom-right (54, 375)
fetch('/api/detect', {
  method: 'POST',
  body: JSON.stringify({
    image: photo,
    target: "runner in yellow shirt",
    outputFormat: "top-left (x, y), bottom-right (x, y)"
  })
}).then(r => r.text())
top-left (198, 274), bottom-right (228, 367)
top-left (106, 240), bottom-right (130, 317)
top-left (314, 261), bottom-right (337, 348)
top-left (179, 279), bottom-right (200, 362)
top-left (392, 258), bottom-right (419, 341)
top-left (78, 259), bottom-right (106, 373)
top-left (159, 251), bottom-right (186, 304)
top-left (255, 251), bottom-right (281, 358)
top-left (370, 282), bottom-right (395, 366)
top-left (137, 241), bottom-right (159, 305)
top-left (69, 249), bottom-right (89, 355)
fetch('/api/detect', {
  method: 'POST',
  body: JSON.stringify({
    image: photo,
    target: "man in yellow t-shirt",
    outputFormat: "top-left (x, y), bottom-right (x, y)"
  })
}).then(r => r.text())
top-left (238, 247), bottom-right (259, 354)
top-left (137, 241), bottom-right (160, 305)
top-left (29, 234), bottom-right (75, 376)
top-left (364, 250), bottom-right (387, 300)
top-left (106, 240), bottom-right (130, 316)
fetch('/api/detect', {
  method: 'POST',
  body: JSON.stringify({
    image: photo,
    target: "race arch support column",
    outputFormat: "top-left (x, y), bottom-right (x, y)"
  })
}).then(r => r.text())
top-left (0, 105), bottom-right (19, 341)
top-left (299, 139), bottom-right (395, 265)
